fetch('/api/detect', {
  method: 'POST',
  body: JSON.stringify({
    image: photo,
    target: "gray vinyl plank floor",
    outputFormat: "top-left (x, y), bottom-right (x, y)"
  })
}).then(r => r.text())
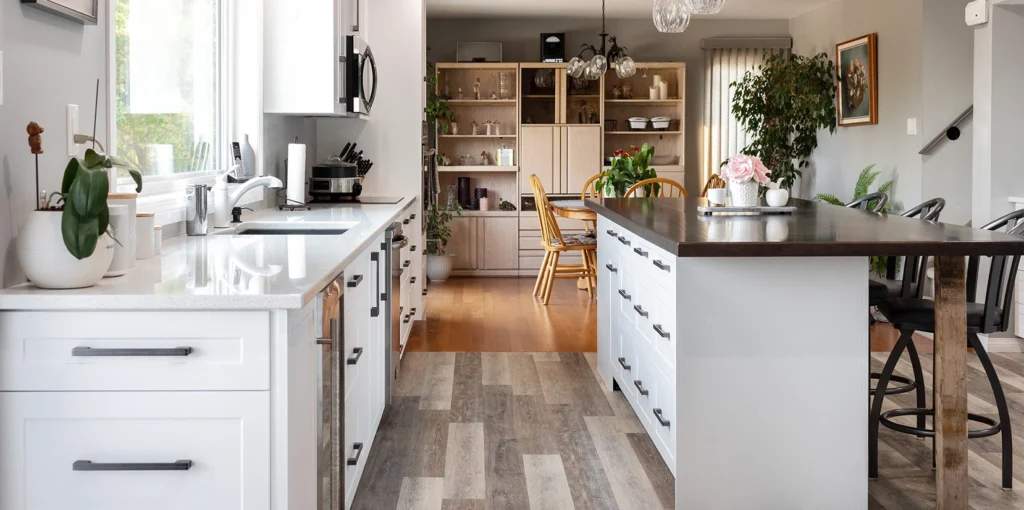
top-left (352, 351), bottom-right (1024, 509)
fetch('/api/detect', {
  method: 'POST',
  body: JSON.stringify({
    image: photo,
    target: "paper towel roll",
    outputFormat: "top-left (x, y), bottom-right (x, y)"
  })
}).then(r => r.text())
top-left (286, 143), bottom-right (307, 204)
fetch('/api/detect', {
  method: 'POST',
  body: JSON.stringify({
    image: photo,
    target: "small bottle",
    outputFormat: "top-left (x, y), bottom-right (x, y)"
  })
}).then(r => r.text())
top-left (39, 189), bottom-right (47, 210)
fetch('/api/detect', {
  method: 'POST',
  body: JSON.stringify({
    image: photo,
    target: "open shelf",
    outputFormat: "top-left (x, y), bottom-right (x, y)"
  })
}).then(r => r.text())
top-left (606, 131), bottom-right (682, 135)
top-left (457, 210), bottom-right (520, 217)
top-left (605, 99), bottom-right (683, 105)
top-left (437, 166), bottom-right (518, 173)
top-left (567, 94), bottom-right (601, 99)
top-left (439, 134), bottom-right (517, 139)
top-left (523, 94), bottom-right (556, 99)
top-left (443, 99), bottom-right (517, 106)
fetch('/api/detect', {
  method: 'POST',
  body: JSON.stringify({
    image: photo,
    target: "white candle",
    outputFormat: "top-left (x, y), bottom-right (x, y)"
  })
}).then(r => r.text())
top-left (653, 74), bottom-right (663, 87)
top-left (649, 86), bottom-right (658, 100)
top-left (659, 81), bottom-right (669, 100)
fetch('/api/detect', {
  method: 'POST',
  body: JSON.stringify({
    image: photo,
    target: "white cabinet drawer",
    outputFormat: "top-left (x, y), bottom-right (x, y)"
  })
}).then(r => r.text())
top-left (0, 391), bottom-right (269, 510)
top-left (650, 363), bottom-right (677, 471)
top-left (617, 327), bottom-right (637, 403)
top-left (0, 312), bottom-right (269, 391)
top-left (616, 268), bottom-right (637, 326)
top-left (629, 344), bottom-right (654, 429)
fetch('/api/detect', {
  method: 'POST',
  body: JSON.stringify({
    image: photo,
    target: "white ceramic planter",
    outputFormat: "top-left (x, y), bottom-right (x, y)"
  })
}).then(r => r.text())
top-left (426, 254), bottom-right (455, 282)
top-left (17, 210), bottom-right (115, 289)
top-left (729, 180), bottom-right (760, 207)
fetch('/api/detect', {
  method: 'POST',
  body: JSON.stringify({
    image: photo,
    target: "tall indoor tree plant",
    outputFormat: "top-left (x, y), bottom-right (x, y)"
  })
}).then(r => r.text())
top-left (731, 52), bottom-right (837, 191)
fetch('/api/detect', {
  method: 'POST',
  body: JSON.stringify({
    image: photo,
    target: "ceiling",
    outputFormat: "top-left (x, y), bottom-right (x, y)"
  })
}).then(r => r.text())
top-left (426, 0), bottom-right (835, 19)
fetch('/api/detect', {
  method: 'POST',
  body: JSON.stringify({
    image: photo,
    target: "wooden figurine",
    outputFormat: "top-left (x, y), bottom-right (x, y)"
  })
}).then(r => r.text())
top-left (450, 120), bottom-right (459, 135)
top-left (471, 120), bottom-right (479, 135)
top-left (457, 87), bottom-right (464, 100)
top-left (27, 122), bottom-right (44, 154)
top-left (493, 121), bottom-right (501, 136)
top-left (479, 151), bottom-right (491, 165)
top-left (491, 91), bottom-right (498, 100)
top-left (473, 78), bottom-right (481, 100)
top-left (621, 82), bottom-right (634, 99)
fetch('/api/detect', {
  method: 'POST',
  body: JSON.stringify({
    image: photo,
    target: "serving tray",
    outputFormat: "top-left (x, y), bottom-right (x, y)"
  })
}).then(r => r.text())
top-left (697, 204), bottom-right (797, 215)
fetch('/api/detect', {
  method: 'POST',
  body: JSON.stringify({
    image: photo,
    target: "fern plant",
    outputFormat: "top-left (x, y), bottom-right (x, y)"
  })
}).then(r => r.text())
top-left (813, 165), bottom-right (896, 276)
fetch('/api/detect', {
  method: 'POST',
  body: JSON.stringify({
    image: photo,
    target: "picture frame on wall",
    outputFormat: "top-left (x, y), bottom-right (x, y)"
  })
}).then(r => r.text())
top-left (21, 0), bottom-right (98, 25)
top-left (836, 33), bottom-right (878, 126)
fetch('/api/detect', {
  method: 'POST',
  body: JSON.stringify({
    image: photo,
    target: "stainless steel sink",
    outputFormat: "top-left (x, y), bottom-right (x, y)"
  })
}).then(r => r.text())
top-left (213, 221), bottom-right (358, 236)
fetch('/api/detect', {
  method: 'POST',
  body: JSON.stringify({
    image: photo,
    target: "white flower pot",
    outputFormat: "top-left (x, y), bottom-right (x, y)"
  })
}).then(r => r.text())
top-left (16, 210), bottom-right (115, 289)
top-left (426, 254), bottom-right (455, 282)
top-left (729, 180), bottom-right (760, 207)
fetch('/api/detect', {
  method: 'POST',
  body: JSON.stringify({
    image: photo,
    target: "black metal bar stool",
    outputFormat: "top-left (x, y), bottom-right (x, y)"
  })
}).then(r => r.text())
top-left (869, 208), bottom-right (1024, 489)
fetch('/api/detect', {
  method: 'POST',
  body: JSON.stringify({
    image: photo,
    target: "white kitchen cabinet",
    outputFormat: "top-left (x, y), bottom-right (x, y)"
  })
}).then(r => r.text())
top-left (264, 0), bottom-right (351, 115)
top-left (0, 391), bottom-right (270, 510)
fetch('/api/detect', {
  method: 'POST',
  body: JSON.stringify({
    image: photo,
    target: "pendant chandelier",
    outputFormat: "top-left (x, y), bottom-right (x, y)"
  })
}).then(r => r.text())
top-left (653, 0), bottom-right (691, 33)
top-left (567, 0), bottom-right (637, 81)
top-left (686, 0), bottom-right (726, 15)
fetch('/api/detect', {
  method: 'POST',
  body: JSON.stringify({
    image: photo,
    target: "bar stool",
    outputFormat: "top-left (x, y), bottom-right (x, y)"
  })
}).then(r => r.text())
top-left (869, 209), bottom-right (1024, 489)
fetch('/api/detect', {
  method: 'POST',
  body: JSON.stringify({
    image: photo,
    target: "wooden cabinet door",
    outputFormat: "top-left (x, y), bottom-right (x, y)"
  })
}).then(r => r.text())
top-left (520, 126), bottom-right (557, 194)
top-left (565, 125), bottom-right (602, 195)
top-left (449, 217), bottom-right (477, 270)
top-left (480, 217), bottom-right (520, 270)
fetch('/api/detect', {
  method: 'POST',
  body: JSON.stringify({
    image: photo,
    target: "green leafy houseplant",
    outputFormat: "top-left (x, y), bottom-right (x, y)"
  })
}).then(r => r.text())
top-left (596, 144), bottom-right (658, 197)
top-left (425, 200), bottom-right (462, 256)
top-left (813, 164), bottom-right (895, 276)
top-left (731, 52), bottom-right (838, 190)
top-left (426, 64), bottom-right (456, 135)
top-left (58, 149), bottom-right (142, 259)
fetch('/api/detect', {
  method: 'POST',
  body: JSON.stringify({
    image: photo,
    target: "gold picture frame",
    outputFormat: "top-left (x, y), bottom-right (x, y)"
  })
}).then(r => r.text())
top-left (836, 34), bottom-right (878, 126)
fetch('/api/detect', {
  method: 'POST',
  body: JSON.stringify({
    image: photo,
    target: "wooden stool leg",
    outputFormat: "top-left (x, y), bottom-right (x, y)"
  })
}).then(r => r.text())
top-left (533, 251), bottom-right (552, 297)
top-left (543, 252), bottom-right (560, 305)
top-left (582, 250), bottom-right (594, 298)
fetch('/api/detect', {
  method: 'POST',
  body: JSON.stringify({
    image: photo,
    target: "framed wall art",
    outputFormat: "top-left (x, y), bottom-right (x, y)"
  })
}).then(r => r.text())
top-left (836, 33), bottom-right (878, 126)
top-left (21, 0), bottom-right (98, 25)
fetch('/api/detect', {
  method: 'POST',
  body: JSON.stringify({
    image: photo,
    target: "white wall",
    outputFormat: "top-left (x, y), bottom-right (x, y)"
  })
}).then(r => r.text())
top-left (791, 0), bottom-right (924, 206)
top-left (0, 1), bottom-right (109, 287)
top-left (423, 17), bottom-right (791, 195)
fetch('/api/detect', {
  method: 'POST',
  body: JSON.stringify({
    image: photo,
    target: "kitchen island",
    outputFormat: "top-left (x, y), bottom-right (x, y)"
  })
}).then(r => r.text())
top-left (587, 197), bottom-right (1024, 510)
top-left (0, 199), bottom-right (422, 510)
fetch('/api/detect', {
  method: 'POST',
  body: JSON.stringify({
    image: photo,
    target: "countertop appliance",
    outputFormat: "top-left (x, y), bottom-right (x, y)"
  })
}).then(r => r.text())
top-left (310, 156), bottom-right (361, 200)
top-left (346, 35), bottom-right (376, 116)
top-left (384, 223), bottom-right (408, 403)
top-left (317, 273), bottom-right (344, 509)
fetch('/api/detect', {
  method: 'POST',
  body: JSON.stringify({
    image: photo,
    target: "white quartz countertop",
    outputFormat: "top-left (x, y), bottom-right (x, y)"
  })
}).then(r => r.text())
top-left (0, 198), bottom-right (416, 310)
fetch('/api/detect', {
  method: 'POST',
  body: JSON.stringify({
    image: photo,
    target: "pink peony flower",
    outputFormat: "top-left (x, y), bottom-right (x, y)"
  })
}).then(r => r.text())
top-left (723, 154), bottom-right (771, 185)
top-left (751, 156), bottom-right (771, 185)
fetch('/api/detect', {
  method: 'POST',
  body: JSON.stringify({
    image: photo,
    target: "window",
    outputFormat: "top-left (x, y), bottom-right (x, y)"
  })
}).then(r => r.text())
top-left (113, 0), bottom-right (224, 178)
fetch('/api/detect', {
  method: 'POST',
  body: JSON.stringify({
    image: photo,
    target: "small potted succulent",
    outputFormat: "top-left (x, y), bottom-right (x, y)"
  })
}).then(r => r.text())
top-left (720, 154), bottom-right (771, 207)
top-left (425, 200), bottom-right (462, 282)
top-left (17, 122), bottom-right (142, 289)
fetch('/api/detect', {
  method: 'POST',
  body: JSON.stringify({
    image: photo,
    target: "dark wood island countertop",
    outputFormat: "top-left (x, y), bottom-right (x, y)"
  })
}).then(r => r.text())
top-left (585, 197), bottom-right (1024, 258)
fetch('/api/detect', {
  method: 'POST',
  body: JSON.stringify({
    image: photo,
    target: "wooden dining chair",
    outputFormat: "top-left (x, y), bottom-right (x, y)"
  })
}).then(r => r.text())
top-left (580, 173), bottom-right (603, 231)
top-left (530, 174), bottom-right (597, 304)
top-left (625, 177), bottom-right (688, 198)
top-left (700, 173), bottom-right (727, 197)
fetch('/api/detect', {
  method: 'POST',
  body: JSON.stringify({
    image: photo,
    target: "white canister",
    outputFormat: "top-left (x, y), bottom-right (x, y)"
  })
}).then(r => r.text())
top-left (153, 226), bottom-right (163, 256)
top-left (108, 193), bottom-right (138, 267)
top-left (105, 205), bottom-right (132, 277)
top-left (135, 213), bottom-right (156, 260)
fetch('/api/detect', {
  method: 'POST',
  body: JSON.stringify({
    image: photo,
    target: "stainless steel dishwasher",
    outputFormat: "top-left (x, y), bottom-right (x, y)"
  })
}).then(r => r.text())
top-left (317, 273), bottom-right (343, 510)
top-left (384, 223), bottom-right (407, 403)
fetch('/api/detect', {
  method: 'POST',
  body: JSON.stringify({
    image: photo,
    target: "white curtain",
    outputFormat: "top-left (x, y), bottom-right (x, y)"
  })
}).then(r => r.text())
top-left (702, 47), bottom-right (786, 186)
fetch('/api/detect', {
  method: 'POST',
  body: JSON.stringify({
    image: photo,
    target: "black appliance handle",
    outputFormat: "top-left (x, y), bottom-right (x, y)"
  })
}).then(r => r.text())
top-left (370, 251), bottom-right (380, 317)
top-left (361, 46), bottom-right (377, 114)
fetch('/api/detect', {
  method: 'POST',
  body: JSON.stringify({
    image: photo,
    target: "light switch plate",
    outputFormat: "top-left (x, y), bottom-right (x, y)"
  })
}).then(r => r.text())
top-left (67, 104), bottom-right (79, 156)
top-left (907, 118), bottom-right (918, 136)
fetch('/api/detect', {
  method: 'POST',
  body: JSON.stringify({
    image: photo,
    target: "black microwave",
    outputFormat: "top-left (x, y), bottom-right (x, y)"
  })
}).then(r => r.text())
top-left (345, 35), bottom-right (377, 116)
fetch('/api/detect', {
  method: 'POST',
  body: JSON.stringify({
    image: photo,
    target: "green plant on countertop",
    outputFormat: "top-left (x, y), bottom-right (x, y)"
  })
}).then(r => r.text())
top-left (731, 52), bottom-right (837, 191)
top-left (813, 164), bottom-right (896, 276)
top-left (596, 143), bottom-right (658, 197)
top-left (425, 200), bottom-right (463, 256)
top-left (426, 63), bottom-right (456, 134)
top-left (57, 149), bottom-right (143, 259)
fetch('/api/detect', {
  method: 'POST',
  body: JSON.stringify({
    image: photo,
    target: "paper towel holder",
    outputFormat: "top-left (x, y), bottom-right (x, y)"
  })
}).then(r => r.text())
top-left (280, 137), bottom-right (312, 212)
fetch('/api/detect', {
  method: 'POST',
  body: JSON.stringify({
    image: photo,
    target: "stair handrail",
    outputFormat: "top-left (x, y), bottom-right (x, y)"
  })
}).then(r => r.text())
top-left (919, 105), bottom-right (973, 155)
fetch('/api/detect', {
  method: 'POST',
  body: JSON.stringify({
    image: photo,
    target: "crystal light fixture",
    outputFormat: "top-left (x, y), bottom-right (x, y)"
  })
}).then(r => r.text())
top-left (653, 0), bottom-right (691, 33)
top-left (567, 0), bottom-right (637, 81)
top-left (686, 0), bottom-right (726, 15)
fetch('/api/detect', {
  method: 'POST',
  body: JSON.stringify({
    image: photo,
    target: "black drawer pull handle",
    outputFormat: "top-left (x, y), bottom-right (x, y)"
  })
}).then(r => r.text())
top-left (73, 460), bottom-right (193, 471)
top-left (411, 308), bottom-right (417, 315)
top-left (606, 229), bottom-right (618, 236)
top-left (605, 263), bottom-right (617, 273)
top-left (653, 324), bottom-right (670, 339)
top-left (403, 219), bottom-right (411, 225)
top-left (410, 214), bottom-right (417, 220)
top-left (347, 347), bottom-right (363, 365)
top-left (634, 380), bottom-right (649, 396)
top-left (633, 247), bottom-right (648, 258)
top-left (403, 260), bottom-right (411, 268)
top-left (617, 357), bottom-right (631, 371)
top-left (347, 274), bottom-right (364, 288)
top-left (403, 315), bottom-right (411, 324)
top-left (617, 289), bottom-right (631, 301)
top-left (617, 236), bottom-right (631, 246)
top-left (653, 260), bottom-right (670, 272)
top-left (654, 408), bottom-right (671, 427)
top-left (411, 245), bottom-right (417, 252)
top-left (371, 306), bottom-right (379, 317)
top-left (72, 346), bottom-right (192, 357)
top-left (411, 277), bottom-right (417, 284)
top-left (633, 304), bottom-right (648, 317)
top-left (346, 443), bottom-right (364, 466)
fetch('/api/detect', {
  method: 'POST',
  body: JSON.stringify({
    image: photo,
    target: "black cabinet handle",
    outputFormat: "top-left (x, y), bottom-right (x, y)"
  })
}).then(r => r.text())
top-left (73, 460), bottom-right (192, 471)
top-left (347, 347), bottom-right (363, 365)
top-left (653, 324), bottom-right (670, 339)
top-left (633, 247), bottom-right (648, 258)
top-left (371, 306), bottom-right (379, 317)
top-left (411, 277), bottom-right (417, 284)
top-left (411, 245), bottom-right (417, 252)
top-left (617, 236), bottom-right (631, 246)
top-left (410, 214), bottom-right (417, 220)
top-left (403, 260), bottom-right (411, 268)
top-left (605, 263), bottom-right (617, 273)
top-left (654, 408), bottom-right (671, 427)
top-left (402, 219), bottom-right (411, 225)
top-left (410, 308), bottom-right (417, 315)
top-left (633, 304), bottom-right (648, 318)
top-left (606, 229), bottom-right (618, 236)
top-left (72, 346), bottom-right (192, 357)
top-left (371, 251), bottom-right (382, 314)
top-left (403, 315), bottom-right (411, 324)
top-left (634, 380), bottom-right (649, 396)
top-left (347, 274), bottom-right (364, 288)
top-left (617, 357), bottom-right (631, 371)
top-left (618, 289), bottom-right (631, 301)
top-left (653, 260), bottom-right (670, 272)
top-left (346, 443), bottom-right (364, 466)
